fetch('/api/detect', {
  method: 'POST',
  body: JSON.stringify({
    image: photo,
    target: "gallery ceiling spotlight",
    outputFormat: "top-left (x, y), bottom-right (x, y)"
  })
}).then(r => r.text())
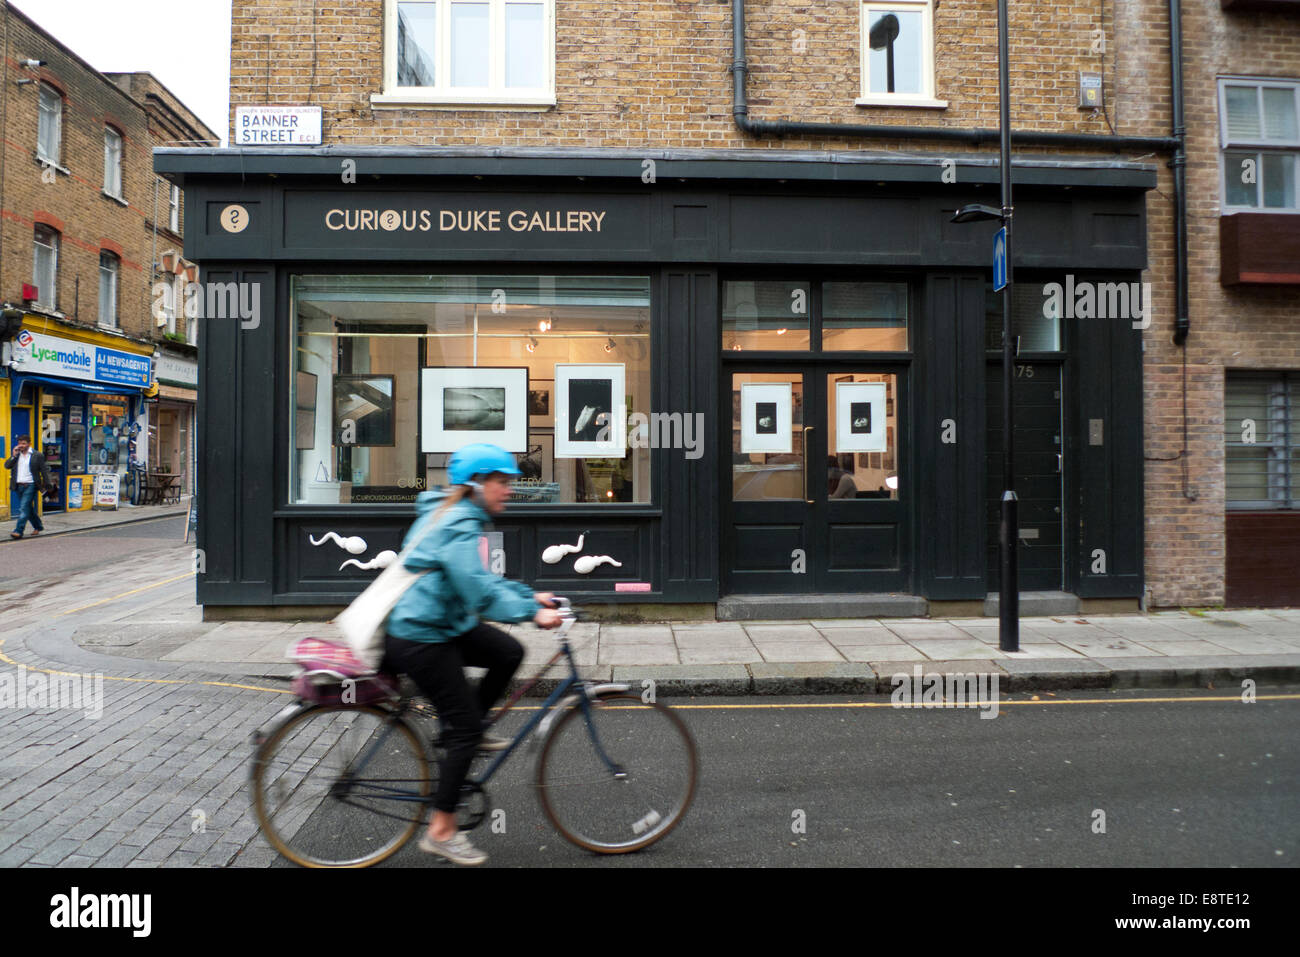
top-left (526, 336), bottom-right (538, 353)
top-left (604, 337), bottom-right (617, 353)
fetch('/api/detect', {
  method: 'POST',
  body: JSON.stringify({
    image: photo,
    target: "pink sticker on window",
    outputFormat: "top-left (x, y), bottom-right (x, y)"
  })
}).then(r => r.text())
top-left (615, 582), bottom-right (652, 593)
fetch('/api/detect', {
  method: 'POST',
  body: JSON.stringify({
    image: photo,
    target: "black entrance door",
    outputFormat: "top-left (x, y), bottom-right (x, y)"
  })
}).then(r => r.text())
top-left (986, 362), bottom-right (1064, 590)
top-left (724, 367), bottom-right (908, 593)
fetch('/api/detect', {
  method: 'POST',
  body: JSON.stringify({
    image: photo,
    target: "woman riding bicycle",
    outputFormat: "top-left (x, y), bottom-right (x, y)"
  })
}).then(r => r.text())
top-left (383, 443), bottom-right (562, 866)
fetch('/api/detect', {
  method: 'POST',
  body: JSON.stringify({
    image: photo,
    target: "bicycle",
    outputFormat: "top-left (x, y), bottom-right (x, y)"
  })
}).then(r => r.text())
top-left (250, 598), bottom-right (698, 867)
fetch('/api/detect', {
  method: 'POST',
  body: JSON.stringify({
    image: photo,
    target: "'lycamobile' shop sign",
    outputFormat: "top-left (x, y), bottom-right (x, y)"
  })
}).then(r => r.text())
top-left (11, 332), bottom-right (151, 389)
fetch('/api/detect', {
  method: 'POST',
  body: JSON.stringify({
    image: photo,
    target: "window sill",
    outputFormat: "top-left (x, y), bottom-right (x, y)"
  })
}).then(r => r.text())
top-left (102, 190), bottom-right (129, 207)
top-left (97, 322), bottom-right (120, 332)
top-left (855, 96), bottom-right (948, 109)
top-left (36, 155), bottom-right (70, 175)
top-left (370, 92), bottom-right (556, 111)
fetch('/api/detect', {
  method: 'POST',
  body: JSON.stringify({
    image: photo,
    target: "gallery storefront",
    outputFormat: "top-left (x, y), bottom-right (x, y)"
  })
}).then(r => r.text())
top-left (1, 318), bottom-right (154, 515)
top-left (155, 147), bottom-right (1151, 618)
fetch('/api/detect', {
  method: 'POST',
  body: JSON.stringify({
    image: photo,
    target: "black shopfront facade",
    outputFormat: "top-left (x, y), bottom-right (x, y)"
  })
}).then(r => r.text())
top-left (155, 147), bottom-right (1152, 619)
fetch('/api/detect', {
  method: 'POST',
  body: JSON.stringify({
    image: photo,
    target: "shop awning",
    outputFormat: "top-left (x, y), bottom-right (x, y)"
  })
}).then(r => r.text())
top-left (7, 373), bottom-right (145, 402)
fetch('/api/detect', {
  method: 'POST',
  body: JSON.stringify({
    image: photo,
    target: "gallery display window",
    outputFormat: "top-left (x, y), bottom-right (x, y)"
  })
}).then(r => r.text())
top-left (290, 274), bottom-right (652, 506)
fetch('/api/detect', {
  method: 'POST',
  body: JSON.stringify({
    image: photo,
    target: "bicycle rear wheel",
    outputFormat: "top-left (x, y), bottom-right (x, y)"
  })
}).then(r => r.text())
top-left (251, 704), bottom-right (431, 868)
top-left (536, 694), bottom-right (697, 853)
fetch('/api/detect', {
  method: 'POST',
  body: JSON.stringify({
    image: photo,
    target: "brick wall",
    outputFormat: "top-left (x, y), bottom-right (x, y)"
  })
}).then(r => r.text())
top-left (1, 8), bottom-right (214, 343)
top-left (224, 0), bottom-right (1300, 607)
top-left (1140, 0), bottom-right (1300, 607)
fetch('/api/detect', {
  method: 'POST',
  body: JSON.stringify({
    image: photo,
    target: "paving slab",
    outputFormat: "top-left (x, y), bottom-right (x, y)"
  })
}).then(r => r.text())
top-left (677, 646), bottom-right (764, 664)
top-left (601, 625), bottom-right (672, 643)
top-left (910, 640), bottom-right (1008, 660)
top-left (819, 629), bottom-right (908, 646)
top-left (884, 622), bottom-right (972, 640)
top-left (838, 644), bottom-right (927, 662)
top-left (754, 642), bottom-right (845, 663)
top-left (743, 624), bottom-right (823, 641)
top-left (596, 644), bottom-right (681, 665)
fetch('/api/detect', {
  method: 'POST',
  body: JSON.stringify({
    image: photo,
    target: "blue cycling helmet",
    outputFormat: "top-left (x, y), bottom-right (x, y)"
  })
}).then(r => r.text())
top-left (448, 443), bottom-right (522, 486)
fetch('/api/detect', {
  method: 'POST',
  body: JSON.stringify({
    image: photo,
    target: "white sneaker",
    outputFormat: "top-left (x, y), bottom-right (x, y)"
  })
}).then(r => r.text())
top-left (477, 732), bottom-right (511, 752)
top-left (419, 830), bottom-right (488, 865)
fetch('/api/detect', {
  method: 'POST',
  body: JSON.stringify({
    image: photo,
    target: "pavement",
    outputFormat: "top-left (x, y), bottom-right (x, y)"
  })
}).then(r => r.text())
top-left (61, 598), bottom-right (1300, 696)
top-left (7, 497), bottom-right (191, 539)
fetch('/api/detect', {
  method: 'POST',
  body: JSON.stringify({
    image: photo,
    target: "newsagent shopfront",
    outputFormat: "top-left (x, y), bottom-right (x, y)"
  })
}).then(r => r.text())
top-left (156, 148), bottom-right (1151, 618)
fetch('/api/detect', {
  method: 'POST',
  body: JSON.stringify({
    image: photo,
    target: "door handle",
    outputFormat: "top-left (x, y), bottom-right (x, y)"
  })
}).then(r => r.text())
top-left (1056, 453), bottom-right (1063, 473)
top-left (803, 426), bottom-right (814, 504)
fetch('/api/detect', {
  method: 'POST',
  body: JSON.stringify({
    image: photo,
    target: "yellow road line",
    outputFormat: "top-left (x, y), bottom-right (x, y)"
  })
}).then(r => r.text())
top-left (0, 640), bottom-right (290, 695)
top-left (57, 571), bottom-right (196, 617)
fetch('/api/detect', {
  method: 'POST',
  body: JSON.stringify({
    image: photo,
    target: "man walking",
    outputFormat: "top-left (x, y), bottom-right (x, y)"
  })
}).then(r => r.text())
top-left (6, 434), bottom-right (51, 540)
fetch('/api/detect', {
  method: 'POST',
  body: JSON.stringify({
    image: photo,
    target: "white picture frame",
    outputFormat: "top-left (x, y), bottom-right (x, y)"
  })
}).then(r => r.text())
top-left (740, 382), bottom-right (793, 454)
top-left (555, 363), bottom-right (626, 458)
top-left (835, 381), bottom-right (888, 453)
top-left (421, 366), bottom-right (529, 453)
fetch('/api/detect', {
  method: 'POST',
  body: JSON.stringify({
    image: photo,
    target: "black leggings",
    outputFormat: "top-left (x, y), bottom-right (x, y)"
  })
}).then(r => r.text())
top-left (383, 624), bottom-right (524, 813)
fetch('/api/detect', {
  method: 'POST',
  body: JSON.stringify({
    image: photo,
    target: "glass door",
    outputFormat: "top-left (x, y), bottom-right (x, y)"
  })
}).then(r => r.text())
top-left (725, 367), bottom-right (908, 593)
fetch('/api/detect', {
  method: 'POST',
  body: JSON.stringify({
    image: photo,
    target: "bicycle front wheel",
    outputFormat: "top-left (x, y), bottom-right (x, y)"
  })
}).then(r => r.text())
top-left (251, 704), bottom-right (431, 868)
top-left (536, 694), bottom-right (697, 853)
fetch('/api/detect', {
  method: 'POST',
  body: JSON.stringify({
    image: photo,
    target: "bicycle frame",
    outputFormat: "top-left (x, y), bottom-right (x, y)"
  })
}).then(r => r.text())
top-left (337, 602), bottom-right (625, 808)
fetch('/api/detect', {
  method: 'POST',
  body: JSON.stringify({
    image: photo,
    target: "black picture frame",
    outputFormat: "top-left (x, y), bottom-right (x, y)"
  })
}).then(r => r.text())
top-left (333, 374), bottom-right (396, 447)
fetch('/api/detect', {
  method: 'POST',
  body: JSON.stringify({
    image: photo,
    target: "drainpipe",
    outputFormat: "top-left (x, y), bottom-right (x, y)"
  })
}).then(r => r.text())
top-left (1169, 0), bottom-right (1189, 345)
top-left (730, 0), bottom-right (1188, 339)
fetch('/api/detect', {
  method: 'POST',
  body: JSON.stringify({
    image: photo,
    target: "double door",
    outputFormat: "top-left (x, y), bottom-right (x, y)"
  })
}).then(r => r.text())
top-left (723, 365), bottom-right (909, 593)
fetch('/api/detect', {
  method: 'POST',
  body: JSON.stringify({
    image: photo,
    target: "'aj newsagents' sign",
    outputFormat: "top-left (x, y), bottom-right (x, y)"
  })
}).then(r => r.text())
top-left (235, 106), bottom-right (322, 145)
top-left (10, 331), bottom-right (151, 389)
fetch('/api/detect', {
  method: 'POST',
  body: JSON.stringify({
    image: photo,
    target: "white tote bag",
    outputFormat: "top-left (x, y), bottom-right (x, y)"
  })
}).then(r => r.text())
top-left (335, 515), bottom-right (442, 670)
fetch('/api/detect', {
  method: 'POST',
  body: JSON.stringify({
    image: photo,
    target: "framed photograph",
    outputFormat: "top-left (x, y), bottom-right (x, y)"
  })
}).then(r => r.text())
top-left (555, 363), bottom-right (626, 458)
top-left (421, 366), bottom-right (528, 452)
top-left (528, 379), bottom-right (554, 428)
top-left (834, 381), bottom-right (887, 453)
top-left (740, 382), bottom-right (793, 454)
top-left (333, 375), bottom-right (395, 447)
top-left (295, 371), bottom-right (318, 450)
top-left (518, 431), bottom-right (554, 483)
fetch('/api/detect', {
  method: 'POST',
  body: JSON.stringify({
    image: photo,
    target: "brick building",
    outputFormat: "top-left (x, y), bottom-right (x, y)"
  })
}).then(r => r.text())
top-left (157, 0), bottom-right (1298, 617)
top-left (1, 2), bottom-right (216, 522)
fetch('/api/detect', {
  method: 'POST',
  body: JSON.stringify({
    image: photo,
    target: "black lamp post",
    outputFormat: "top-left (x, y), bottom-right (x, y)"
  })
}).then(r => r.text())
top-left (951, 0), bottom-right (1019, 653)
top-left (869, 14), bottom-right (900, 93)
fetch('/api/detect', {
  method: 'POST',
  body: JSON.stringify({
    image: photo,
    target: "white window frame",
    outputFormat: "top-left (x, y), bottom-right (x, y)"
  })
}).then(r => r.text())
top-left (98, 251), bottom-right (119, 329)
top-left (373, 0), bottom-right (556, 109)
top-left (163, 271), bottom-right (178, 335)
top-left (103, 126), bottom-right (124, 200)
top-left (1218, 76), bottom-right (1300, 214)
top-left (858, 1), bottom-right (945, 109)
top-left (169, 184), bottom-right (181, 233)
top-left (37, 82), bottom-right (63, 165)
top-left (33, 225), bottom-right (59, 310)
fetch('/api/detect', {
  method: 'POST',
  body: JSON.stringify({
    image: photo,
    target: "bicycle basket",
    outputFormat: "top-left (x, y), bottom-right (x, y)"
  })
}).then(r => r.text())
top-left (286, 636), bottom-right (400, 705)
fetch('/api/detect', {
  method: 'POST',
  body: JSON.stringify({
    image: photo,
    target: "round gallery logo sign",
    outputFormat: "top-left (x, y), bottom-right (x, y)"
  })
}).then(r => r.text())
top-left (220, 204), bottom-right (250, 233)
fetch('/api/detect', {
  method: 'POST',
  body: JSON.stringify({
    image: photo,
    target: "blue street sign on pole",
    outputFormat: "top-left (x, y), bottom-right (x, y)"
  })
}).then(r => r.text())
top-left (993, 226), bottom-right (1008, 292)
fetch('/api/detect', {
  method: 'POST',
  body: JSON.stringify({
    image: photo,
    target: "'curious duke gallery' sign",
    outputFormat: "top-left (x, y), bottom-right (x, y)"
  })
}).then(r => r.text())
top-left (280, 192), bottom-right (649, 252)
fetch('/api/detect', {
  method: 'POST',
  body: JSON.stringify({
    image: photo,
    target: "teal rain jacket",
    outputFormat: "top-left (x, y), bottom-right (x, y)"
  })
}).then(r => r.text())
top-left (385, 489), bottom-right (538, 642)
